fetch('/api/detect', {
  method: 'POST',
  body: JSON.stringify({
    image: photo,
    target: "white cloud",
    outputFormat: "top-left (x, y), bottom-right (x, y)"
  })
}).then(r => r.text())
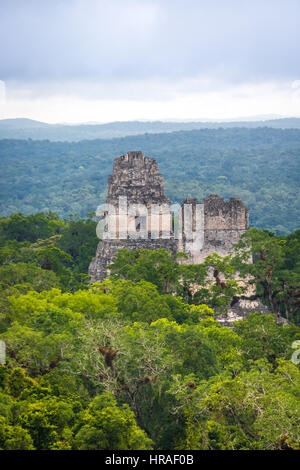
top-left (0, 81), bottom-right (5, 109)
top-left (1, 1), bottom-right (300, 122)
top-left (1, 0), bottom-right (300, 83)
top-left (2, 79), bottom-right (300, 123)
top-left (291, 80), bottom-right (300, 89)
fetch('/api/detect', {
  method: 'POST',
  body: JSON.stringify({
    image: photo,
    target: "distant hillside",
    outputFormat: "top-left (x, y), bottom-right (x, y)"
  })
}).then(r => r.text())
top-left (0, 118), bottom-right (49, 129)
top-left (1, 117), bottom-right (300, 141)
top-left (0, 127), bottom-right (299, 234)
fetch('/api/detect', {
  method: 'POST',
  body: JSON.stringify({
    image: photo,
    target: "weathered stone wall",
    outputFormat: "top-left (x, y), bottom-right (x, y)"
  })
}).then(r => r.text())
top-left (217, 298), bottom-right (272, 327)
top-left (107, 151), bottom-right (170, 206)
top-left (178, 194), bottom-right (249, 264)
top-left (202, 195), bottom-right (248, 261)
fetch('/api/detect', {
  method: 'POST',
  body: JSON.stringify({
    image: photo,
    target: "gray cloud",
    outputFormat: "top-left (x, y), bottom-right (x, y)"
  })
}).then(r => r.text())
top-left (0, 0), bottom-right (300, 95)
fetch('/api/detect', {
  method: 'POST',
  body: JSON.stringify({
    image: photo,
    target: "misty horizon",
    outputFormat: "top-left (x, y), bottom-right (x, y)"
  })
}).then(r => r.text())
top-left (1, 114), bottom-right (300, 127)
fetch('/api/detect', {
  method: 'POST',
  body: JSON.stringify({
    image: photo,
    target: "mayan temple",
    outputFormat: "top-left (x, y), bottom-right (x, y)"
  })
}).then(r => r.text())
top-left (88, 151), bottom-right (249, 282)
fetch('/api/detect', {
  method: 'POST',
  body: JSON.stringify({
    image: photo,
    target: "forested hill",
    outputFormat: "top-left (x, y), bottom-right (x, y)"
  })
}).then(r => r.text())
top-left (1, 117), bottom-right (300, 141)
top-left (0, 127), bottom-right (300, 234)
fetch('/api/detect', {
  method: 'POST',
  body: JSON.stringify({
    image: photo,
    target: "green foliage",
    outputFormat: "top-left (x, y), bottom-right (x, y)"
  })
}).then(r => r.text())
top-left (18, 398), bottom-right (74, 449)
top-left (73, 392), bottom-right (152, 450)
top-left (233, 313), bottom-right (298, 365)
top-left (0, 213), bottom-right (98, 293)
top-left (110, 248), bottom-right (184, 294)
top-left (168, 360), bottom-right (300, 450)
top-left (110, 249), bottom-right (243, 314)
top-left (0, 211), bottom-right (299, 450)
top-left (233, 228), bottom-right (300, 323)
top-left (104, 278), bottom-right (173, 323)
top-left (1, 128), bottom-right (300, 233)
top-left (0, 262), bottom-right (60, 293)
top-left (0, 212), bottom-right (62, 244)
top-left (57, 215), bottom-right (98, 273)
top-left (0, 416), bottom-right (34, 450)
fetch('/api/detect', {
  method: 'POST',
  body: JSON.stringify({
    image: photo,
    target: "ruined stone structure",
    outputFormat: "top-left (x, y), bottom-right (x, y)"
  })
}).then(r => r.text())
top-left (89, 151), bottom-right (177, 281)
top-left (89, 151), bottom-right (249, 282)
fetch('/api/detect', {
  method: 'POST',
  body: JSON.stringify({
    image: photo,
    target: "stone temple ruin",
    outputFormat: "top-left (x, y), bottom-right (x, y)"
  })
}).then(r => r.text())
top-left (89, 151), bottom-right (273, 324)
top-left (89, 151), bottom-right (249, 281)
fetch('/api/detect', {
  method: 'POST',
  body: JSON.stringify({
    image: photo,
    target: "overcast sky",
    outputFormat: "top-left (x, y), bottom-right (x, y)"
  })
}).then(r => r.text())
top-left (0, 0), bottom-right (300, 123)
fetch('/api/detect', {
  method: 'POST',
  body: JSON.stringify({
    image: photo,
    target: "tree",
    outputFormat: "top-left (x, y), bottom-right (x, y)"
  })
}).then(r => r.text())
top-left (102, 278), bottom-right (173, 323)
top-left (73, 392), bottom-right (152, 450)
top-left (110, 248), bottom-right (185, 294)
top-left (233, 228), bottom-right (300, 323)
top-left (0, 262), bottom-right (60, 293)
top-left (0, 416), bottom-right (34, 450)
top-left (233, 312), bottom-right (298, 366)
top-left (58, 217), bottom-right (98, 272)
top-left (168, 360), bottom-right (300, 450)
top-left (18, 398), bottom-right (74, 450)
top-left (0, 212), bottom-right (62, 244)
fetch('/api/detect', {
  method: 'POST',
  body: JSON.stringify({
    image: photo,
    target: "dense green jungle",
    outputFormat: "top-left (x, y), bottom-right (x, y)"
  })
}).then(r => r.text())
top-left (0, 212), bottom-right (299, 450)
top-left (1, 127), bottom-right (300, 234)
